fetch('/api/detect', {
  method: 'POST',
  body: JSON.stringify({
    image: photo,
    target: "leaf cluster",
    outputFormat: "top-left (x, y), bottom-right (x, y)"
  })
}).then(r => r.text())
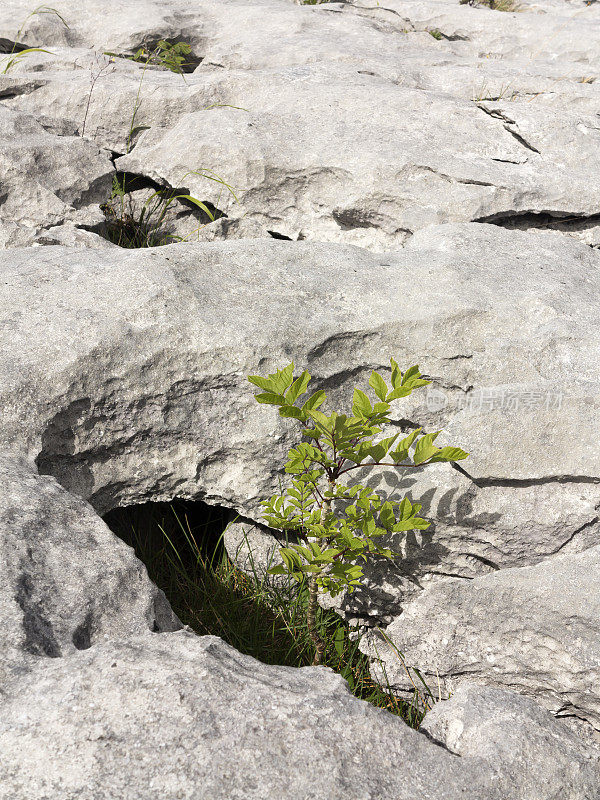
top-left (248, 360), bottom-right (468, 596)
top-left (102, 170), bottom-right (236, 249)
top-left (106, 40), bottom-right (193, 75)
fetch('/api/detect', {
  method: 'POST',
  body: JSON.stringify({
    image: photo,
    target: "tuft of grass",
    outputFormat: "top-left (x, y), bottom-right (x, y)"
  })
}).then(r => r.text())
top-left (471, 80), bottom-right (518, 102)
top-left (104, 501), bottom-right (433, 728)
top-left (100, 170), bottom-right (236, 248)
top-left (460, 0), bottom-right (521, 10)
top-left (428, 29), bottom-right (444, 39)
top-left (105, 40), bottom-right (196, 75)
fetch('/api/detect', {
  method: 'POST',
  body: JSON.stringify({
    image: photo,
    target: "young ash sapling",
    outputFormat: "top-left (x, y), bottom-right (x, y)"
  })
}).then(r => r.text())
top-left (248, 360), bottom-right (468, 665)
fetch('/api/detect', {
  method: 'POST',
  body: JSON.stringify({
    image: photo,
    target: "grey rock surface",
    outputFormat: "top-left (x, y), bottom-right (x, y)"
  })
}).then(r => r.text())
top-left (224, 517), bottom-right (293, 586)
top-left (420, 683), bottom-right (600, 799)
top-left (0, 454), bottom-right (180, 681)
top-left (1, 0), bottom-right (600, 248)
top-left (361, 545), bottom-right (600, 729)
top-left (0, 105), bottom-right (113, 247)
top-left (0, 0), bottom-right (598, 794)
top-left (0, 631), bottom-right (501, 800)
top-left (1, 225), bottom-right (599, 591)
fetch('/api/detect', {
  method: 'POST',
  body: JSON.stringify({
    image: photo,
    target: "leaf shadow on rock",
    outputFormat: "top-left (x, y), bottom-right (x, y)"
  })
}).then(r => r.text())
top-left (335, 465), bottom-right (503, 621)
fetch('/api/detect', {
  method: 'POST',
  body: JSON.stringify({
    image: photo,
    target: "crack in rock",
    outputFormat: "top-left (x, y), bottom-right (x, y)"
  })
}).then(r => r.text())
top-left (473, 208), bottom-right (600, 232)
top-left (476, 103), bottom-right (541, 154)
top-left (453, 462), bottom-right (600, 489)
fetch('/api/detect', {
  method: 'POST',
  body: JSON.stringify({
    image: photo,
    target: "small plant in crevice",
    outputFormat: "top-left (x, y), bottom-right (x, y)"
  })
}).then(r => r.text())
top-left (471, 79), bottom-right (518, 102)
top-left (248, 360), bottom-right (468, 666)
top-left (103, 39), bottom-right (198, 152)
top-left (100, 170), bottom-right (237, 248)
top-left (97, 37), bottom-right (239, 243)
top-left (428, 28), bottom-right (444, 40)
top-left (460, 0), bottom-right (521, 10)
top-left (104, 500), bottom-right (432, 728)
top-left (105, 39), bottom-right (198, 74)
top-left (0, 4), bottom-right (68, 74)
top-left (80, 53), bottom-right (115, 138)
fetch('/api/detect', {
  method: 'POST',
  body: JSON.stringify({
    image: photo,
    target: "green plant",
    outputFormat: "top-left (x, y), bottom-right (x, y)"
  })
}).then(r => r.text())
top-left (428, 29), bottom-right (444, 39)
top-left (105, 40), bottom-right (192, 152)
top-left (80, 53), bottom-right (114, 137)
top-left (460, 0), bottom-right (521, 10)
top-left (99, 36), bottom-right (238, 245)
top-left (248, 360), bottom-right (468, 664)
top-left (0, 4), bottom-right (68, 74)
top-left (101, 169), bottom-right (237, 248)
top-left (105, 39), bottom-right (193, 74)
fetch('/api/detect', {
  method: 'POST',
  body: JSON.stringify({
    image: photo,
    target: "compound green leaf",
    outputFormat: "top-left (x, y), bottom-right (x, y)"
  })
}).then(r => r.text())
top-left (285, 370), bottom-right (311, 404)
top-left (271, 363), bottom-right (295, 394)
top-left (254, 392), bottom-right (286, 406)
top-left (307, 409), bottom-right (331, 429)
top-left (393, 516), bottom-right (430, 531)
top-left (428, 446), bottom-right (469, 462)
top-left (379, 501), bottom-right (395, 530)
top-left (386, 386), bottom-right (413, 402)
top-left (352, 388), bottom-right (372, 418)
top-left (413, 431), bottom-right (441, 464)
top-left (302, 390), bottom-right (326, 412)
top-left (402, 364), bottom-right (421, 384)
top-left (390, 429), bottom-right (421, 462)
top-left (369, 370), bottom-right (388, 401)
top-left (398, 496), bottom-right (413, 520)
top-left (279, 405), bottom-right (304, 419)
top-left (248, 374), bottom-right (275, 391)
top-left (372, 401), bottom-right (391, 415)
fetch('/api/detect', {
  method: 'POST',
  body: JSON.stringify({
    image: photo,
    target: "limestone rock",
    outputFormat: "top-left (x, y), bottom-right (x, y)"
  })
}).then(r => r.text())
top-left (361, 545), bottom-right (600, 730)
top-left (2, 0), bottom-right (600, 249)
top-left (421, 683), bottom-right (600, 799)
top-left (0, 105), bottom-right (113, 247)
top-left (0, 631), bottom-right (502, 800)
top-left (1, 225), bottom-right (600, 606)
top-left (0, 454), bottom-right (180, 681)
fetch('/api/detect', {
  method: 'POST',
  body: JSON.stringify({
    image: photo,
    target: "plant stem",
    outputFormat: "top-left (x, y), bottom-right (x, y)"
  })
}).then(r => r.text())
top-left (307, 574), bottom-right (325, 665)
top-left (307, 477), bottom-right (334, 665)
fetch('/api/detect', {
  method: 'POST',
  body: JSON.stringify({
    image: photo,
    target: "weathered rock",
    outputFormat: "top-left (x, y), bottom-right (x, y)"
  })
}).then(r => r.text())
top-left (0, 631), bottom-right (501, 800)
top-left (0, 0), bottom-right (597, 794)
top-left (0, 454), bottom-right (180, 681)
top-left (420, 683), bottom-right (600, 799)
top-left (224, 517), bottom-right (293, 586)
top-left (0, 105), bottom-right (113, 247)
top-left (31, 222), bottom-right (118, 249)
top-left (1, 226), bottom-right (600, 600)
top-left (361, 545), bottom-right (600, 730)
top-left (2, 0), bottom-right (600, 249)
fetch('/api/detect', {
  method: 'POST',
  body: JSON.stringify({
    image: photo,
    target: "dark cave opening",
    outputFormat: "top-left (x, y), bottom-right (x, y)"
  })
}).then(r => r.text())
top-left (102, 499), bottom-right (424, 726)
